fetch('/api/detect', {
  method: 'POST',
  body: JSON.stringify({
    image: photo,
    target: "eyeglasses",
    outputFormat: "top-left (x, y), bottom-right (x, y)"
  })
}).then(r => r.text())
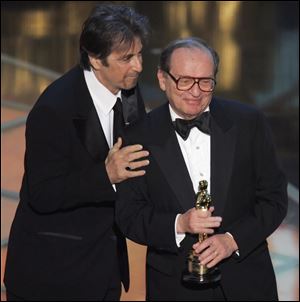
top-left (165, 71), bottom-right (216, 92)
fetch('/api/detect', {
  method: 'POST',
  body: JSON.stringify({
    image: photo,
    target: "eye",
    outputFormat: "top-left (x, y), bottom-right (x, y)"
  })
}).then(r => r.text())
top-left (180, 78), bottom-right (193, 85)
top-left (122, 55), bottom-right (132, 62)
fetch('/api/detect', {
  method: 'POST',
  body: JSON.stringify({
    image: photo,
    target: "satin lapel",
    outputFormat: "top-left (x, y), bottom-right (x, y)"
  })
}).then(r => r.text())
top-left (149, 104), bottom-right (196, 211)
top-left (121, 86), bottom-right (139, 125)
top-left (210, 99), bottom-right (236, 216)
top-left (72, 68), bottom-right (109, 162)
top-left (121, 84), bottom-right (146, 126)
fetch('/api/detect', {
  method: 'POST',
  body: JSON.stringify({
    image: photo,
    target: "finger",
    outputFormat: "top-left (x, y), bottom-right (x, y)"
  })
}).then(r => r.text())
top-left (190, 221), bottom-right (221, 234)
top-left (192, 242), bottom-right (201, 250)
top-left (194, 240), bottom-right (213, 254)
top-left (112, 137), bottom-right (123, 151)
top-left (198, 228), bottom-right (215, 235)
top-left (127, 150), bottom-right (149, 161)
top-left (206, 254), bottom-right (222, 268)
top-left (195, 211), bottom-right (210, 218)
top-left (199, 217), bottom-right (222, 225)
top-left (201, 217), bottom-right (222, 226)
top-left (208, 206), bottom-right (215, 213)
top-left (197, 221), bottom-right (221, 229)
top-left (126, 169), bottom-right (146, 178)
top-left (199, 245), bottom-right (218, 260)
top-left (128, 159), bottom-right (150, 170)
top-left (121, 144), bottom-right (145, 154)
top-left (200, 251), bottom-right (219, 266)
top-left (192, 218), bottom-right (222, 231)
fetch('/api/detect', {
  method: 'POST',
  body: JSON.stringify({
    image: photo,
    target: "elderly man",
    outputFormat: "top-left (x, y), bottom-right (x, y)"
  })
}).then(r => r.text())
top-left (116, 37), bottom-right (287, 301)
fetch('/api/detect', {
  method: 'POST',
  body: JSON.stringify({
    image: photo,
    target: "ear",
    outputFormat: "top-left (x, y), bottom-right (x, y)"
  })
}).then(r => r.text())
top-left (88, 55), bottom-right (103, 71)
top-left (157, 69), bottom-right (166, 91)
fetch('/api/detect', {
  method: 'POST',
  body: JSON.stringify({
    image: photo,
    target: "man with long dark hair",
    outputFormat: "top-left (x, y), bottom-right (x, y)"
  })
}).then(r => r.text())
top-left (4, 4), bottom-right (150, 301)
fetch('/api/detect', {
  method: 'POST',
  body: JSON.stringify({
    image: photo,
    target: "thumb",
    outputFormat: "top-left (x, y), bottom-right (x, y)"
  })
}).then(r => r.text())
top-left (112, 137), bottom-right (122, 151)
top-left (209, 206), bottom-right (215, 213)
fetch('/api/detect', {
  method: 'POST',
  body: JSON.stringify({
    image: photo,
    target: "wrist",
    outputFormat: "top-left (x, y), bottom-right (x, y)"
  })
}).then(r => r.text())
top-left (176, 214), bottom-right (184, 233)
top-left (225, 232), bottom-right (239, 252)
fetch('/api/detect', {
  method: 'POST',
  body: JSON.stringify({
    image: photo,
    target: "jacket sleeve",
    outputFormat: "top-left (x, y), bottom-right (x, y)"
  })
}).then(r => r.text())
top-left (116, 175), bottom-right (179, 254)
top-left (24, 105), bottom-right (115, 214)
top-left (226, 110), bottom-right (288, 261)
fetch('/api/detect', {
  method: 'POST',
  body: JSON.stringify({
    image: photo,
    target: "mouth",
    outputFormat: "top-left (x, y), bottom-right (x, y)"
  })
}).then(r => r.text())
top-left (184, 98), bottom-right (201, 104)
top-left (127, 76), bottom-right (139, 80)
top-left (127, 73), bottom-right (140, 78)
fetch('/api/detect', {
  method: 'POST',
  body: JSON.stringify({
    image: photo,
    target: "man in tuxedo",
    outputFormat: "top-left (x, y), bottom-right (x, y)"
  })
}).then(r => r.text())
top-left (116, 37), bottom-right (288, 300)
top-left (4, 4), bottom-right (150, 301)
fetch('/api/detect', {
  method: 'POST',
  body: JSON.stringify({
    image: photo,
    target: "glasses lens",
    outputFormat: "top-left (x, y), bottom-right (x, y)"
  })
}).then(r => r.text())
top-left (177, 78), bottom-right (194, 90)
top-left (177, 77), bottom-right (215, 91)
top-left (199, 79), bottom-right (215, 92)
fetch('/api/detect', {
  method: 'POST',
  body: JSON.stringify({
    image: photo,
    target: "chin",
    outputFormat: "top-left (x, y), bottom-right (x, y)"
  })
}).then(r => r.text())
top-left (124, 81), bottom-right (138, 90)
top-left (184, 107), bottom-right (203, 118)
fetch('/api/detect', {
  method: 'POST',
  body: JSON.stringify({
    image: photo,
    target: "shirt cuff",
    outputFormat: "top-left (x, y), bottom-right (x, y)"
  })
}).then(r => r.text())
top-left (175, 214), bottom-right (186, 247)
top-left (226, 231), bottom-right (240, 257)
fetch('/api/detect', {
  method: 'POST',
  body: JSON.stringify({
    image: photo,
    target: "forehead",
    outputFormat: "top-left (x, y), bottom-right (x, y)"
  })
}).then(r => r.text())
top-left (111, 37), bottom-right (143, 58)
top-left (170, 47), bottom-right (214, 75)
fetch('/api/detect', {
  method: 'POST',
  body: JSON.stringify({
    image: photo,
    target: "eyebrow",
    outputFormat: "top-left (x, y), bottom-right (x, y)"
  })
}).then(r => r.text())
top-left (119, 49), bottom-right (143, 61)
top-left (120, 54), bottom-right (134, 60)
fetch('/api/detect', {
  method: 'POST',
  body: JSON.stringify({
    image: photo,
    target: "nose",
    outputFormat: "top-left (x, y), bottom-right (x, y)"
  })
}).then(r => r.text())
top-left (132, 55), bottom-right (142, 73)
top-left (189, 82), bottom-right (202, 97)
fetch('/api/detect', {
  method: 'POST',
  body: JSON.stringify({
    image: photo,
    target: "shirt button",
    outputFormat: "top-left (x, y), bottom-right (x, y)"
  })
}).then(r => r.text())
top-left (196, 146), bottom-right (200, 150)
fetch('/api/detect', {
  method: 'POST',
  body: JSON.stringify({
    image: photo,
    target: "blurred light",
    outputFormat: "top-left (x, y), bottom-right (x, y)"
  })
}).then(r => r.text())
top-left (215, 1), bottom-right (241, 90)
top-left (21, 10), bottom-right (52, 38)
top-left (165, 2), bottom-right (188, 35)
top-left (218, 1), bottom-right (240, 32)
top-left (191, 1), bottom-right (207, 27)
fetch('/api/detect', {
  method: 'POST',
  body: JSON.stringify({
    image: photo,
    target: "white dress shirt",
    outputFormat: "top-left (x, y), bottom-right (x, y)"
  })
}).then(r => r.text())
top-left (84, 69), bottom-right (121, 190)
top-left (83, 69), bottom-right (121, 149)
top-left (169, 105), bottom-right (211, 246)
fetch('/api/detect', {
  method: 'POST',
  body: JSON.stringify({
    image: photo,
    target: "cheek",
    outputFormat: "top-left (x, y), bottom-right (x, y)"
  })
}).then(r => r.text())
top-left (166, 85), bottom-right (183, 99)
top-left (168, 93), bottom-right (186, 109)
top-left (111, 65), bottom-right (126, 79)
top-left (201, 94), bottom-right (213, 106)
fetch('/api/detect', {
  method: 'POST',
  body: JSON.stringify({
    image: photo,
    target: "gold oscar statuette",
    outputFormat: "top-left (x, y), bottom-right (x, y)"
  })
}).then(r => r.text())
top-left (182, 180), bottom-right (221, 286)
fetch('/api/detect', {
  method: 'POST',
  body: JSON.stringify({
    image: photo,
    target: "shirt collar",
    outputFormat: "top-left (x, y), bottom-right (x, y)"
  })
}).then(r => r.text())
top-left (83, 69), bottom-right (121, 115)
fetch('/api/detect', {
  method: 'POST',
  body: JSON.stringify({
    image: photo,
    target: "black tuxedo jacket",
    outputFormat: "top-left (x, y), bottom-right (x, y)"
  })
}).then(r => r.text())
top-left (4, 66), bottom-right (146, 300)
top-left (116, 99), bottom-right (288, 301)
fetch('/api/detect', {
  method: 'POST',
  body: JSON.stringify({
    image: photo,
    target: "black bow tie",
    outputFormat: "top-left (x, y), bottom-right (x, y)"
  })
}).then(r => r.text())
top-left (173, 112), bottom-right (210, 140)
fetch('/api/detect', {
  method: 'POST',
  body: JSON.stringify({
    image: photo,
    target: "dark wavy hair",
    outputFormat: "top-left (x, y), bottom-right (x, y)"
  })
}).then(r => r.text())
top-left (80, 3), bottom-right (150, 69)
top-left (159, 37), bottom-right (220, 77)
